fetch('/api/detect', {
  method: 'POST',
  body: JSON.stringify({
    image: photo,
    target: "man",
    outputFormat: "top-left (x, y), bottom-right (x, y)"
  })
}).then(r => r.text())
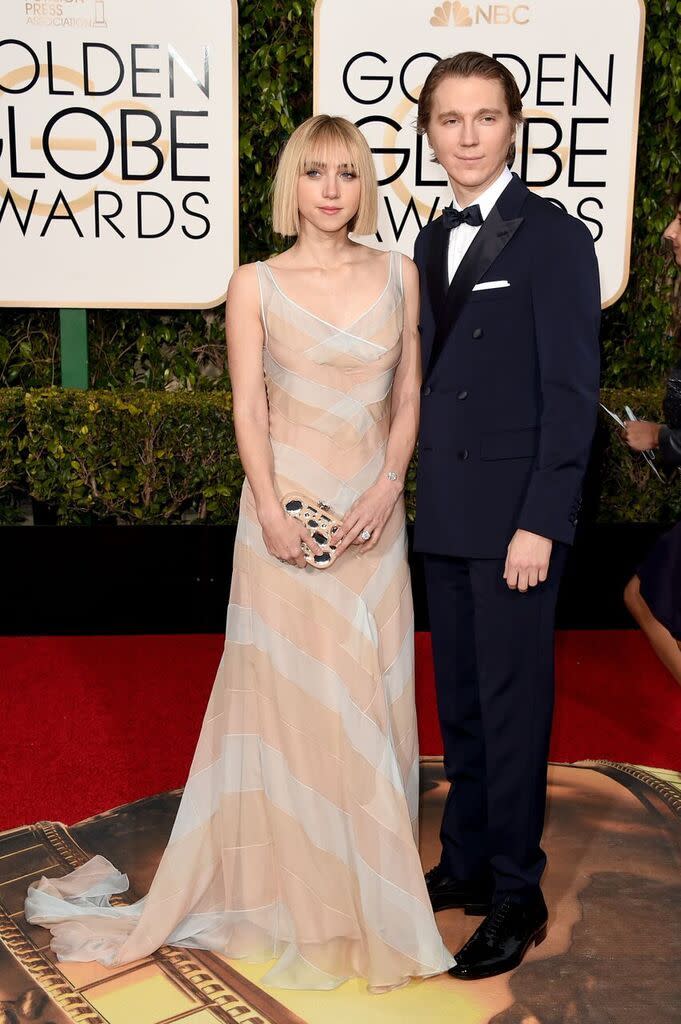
top-left (413, 52), bottom-right (601, 980)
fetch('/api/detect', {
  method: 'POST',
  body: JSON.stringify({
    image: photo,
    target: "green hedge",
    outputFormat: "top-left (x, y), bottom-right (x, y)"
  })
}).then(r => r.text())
top-left (1, 387), bottom-right (677, 527)
top-left (0, 0), bottom-right (679, 391)
top-left (19, 389), bottom-right (242, 525)
top-left (0, 389), bottom-right (28, 524)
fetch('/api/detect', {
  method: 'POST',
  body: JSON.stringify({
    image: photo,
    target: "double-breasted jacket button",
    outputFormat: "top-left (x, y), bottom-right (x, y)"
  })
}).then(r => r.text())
top-left (458, 448), bottom-right (469, 461)
top-left (423, 384), bottom-right (432, 396)
top-left (457, 389), bottom-right (468, 401)
top-left (472, 327), bottom-right (483, 339)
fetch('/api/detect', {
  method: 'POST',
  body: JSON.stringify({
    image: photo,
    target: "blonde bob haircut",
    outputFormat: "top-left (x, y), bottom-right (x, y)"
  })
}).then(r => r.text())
top-left (272, 115), bottom-right (378, 237)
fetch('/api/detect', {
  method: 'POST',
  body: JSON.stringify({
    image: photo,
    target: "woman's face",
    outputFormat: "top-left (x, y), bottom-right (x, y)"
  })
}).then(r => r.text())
top-left (662, 202), bottom-right (681, 267)
top-left (296, 149), bottom-right (361, 235)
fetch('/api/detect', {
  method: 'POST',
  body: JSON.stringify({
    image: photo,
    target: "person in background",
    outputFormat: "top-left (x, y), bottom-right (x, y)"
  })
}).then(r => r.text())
top-left (623, 194), bottom-right (681, 686)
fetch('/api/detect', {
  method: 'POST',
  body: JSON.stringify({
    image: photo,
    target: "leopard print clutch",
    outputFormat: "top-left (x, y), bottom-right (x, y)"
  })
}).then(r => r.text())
top-left (281, 493), bottom-right (343, 569)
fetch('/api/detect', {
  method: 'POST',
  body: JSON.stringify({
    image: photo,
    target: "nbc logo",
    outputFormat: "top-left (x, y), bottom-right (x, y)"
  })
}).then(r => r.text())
top-left (431, 1), bottom-right (473, 26)
top-left (430, 2), bottom-right (530, 26)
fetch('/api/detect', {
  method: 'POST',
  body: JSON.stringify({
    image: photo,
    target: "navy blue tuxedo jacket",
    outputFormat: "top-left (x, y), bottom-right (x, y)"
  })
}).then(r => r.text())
top-left (413, 173), bottom-right (601, 558)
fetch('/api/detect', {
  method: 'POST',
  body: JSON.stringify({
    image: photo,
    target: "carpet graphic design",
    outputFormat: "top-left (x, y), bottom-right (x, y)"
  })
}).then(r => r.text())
top-left (1, 761), bottom-right (679, 1024)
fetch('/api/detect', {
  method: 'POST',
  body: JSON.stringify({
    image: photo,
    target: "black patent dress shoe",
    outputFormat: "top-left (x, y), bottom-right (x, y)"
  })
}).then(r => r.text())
top-left (448, 892), bottom-right (548, 980)
top-left (424, 863), bottom-right (493, 915)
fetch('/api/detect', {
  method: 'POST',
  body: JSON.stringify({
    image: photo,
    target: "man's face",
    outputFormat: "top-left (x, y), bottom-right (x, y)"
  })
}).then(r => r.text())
top-left (426, 74), bottom-right (516, 197)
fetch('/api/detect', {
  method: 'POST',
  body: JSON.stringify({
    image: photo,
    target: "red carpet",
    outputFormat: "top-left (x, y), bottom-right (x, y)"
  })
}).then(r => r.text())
top-left (2, 631), bottom-right (680, 831)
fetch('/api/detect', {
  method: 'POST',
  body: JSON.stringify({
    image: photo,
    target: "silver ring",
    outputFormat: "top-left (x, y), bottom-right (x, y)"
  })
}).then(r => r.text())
top-left (360, 529), bottom-right (371, 541)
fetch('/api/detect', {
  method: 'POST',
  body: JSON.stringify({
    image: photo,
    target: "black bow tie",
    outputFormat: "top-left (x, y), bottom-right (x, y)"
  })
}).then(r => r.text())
top-left (442, 203), bottom-right (483, 230)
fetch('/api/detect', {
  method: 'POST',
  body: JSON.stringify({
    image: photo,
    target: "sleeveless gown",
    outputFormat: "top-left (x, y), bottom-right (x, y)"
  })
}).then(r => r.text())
top-left (24, 249), bottom-right (454, 992)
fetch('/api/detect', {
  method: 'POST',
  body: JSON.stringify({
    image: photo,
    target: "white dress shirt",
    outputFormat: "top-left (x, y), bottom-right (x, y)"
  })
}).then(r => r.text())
top-left (447, 166), bottom-right (513, 285)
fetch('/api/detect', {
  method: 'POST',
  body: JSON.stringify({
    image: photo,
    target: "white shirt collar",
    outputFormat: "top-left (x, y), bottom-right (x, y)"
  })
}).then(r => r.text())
top-left (451, 165), bottom-right (513, 220)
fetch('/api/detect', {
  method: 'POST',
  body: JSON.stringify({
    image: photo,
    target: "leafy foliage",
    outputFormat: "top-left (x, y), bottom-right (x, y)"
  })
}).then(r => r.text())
top-left (0, 310), bottom-right (60, 389)
top-left (23, 389), bottom-right (242, 525)
top-left (238, 0), bottom-right (316, 262)
top-left (0, 388), bottom-right (28, 524)
top-left (600, 0), bottom-right (681, 386)
top-left (86, 308), bottom-right (230, 391)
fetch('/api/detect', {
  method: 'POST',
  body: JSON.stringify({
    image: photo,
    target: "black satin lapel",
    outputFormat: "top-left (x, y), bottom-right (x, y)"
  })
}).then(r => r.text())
top-left (424, 206), bottom-right (524, 380)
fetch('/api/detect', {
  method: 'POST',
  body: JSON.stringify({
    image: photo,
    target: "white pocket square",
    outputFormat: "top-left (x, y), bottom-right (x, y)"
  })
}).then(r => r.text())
top-left (472, 280), bottom-right (510, 291)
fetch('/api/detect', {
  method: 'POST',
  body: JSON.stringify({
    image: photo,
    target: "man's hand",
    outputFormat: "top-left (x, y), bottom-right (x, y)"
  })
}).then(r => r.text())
top-left (622, 420), bottom-right (661, 452)
top-left (504, 529), bottom-right (553, 592)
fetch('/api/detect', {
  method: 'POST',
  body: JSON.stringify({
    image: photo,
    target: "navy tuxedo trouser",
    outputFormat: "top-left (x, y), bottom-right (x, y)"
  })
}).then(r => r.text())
top-left (423, 544), bottom-right (568, 900)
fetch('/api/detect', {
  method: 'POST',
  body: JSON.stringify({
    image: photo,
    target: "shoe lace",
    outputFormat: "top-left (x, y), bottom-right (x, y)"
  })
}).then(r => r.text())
top-left (484, 898), bottom-right (514, 944)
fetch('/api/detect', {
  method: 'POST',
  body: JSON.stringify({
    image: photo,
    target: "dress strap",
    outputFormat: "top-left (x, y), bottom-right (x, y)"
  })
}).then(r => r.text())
top-left (256, 260), bottom-right (278, 304)
top-left (390, 249), bottom-right (403, 302)
top-left (254, 261), bottom-right (275, 346)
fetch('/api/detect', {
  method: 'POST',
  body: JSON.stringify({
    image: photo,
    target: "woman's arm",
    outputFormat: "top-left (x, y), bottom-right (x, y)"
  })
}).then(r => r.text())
top-left (225, 265), bottom-right (277, 516)
top-left (335, 254), bottom-right (421, 553)
top-left (226, 265), bottom-right (321, 568)
top-left (382, 254), bottom-right (422, 485)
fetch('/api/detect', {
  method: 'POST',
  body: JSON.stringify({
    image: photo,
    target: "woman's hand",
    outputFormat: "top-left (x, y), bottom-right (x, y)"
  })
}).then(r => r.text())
top-left (334, 479), bottom-right (402, 555)
top-left (258, 503), bottom-right (323, 568)
top-left (622, 420), bottom-right (661, 451)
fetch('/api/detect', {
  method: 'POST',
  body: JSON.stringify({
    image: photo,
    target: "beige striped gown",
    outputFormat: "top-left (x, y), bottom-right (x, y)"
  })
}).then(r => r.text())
top-left (25, 250), bottom-right (454, 991)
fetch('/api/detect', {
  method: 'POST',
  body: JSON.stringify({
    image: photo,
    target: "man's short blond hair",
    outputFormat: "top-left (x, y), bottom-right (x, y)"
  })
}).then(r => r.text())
top-left (272, 115), bottom-right (378, 237)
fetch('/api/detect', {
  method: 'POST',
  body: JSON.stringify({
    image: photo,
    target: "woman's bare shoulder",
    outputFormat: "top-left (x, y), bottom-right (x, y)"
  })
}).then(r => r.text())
top-left (229, 261), bottom-right (260, 282)
top-left (227, 261), bottom-right (261, 299)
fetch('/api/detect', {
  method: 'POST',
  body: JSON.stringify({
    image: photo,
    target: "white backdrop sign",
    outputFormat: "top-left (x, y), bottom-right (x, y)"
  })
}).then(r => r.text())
top-left (314, 0), bottom-right (645, 306)
top-left (0, 0), bottom-right (237, 308)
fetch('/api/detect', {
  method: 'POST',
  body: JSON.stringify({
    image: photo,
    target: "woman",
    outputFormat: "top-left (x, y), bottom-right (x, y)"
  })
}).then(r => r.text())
top-left (25, 115), bottom-right (454, 991)
top-left (623, 195), bottom-right (681, 686)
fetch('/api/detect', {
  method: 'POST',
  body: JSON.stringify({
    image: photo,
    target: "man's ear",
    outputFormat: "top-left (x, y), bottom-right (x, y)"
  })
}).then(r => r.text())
top-left (506, 128), bottom-right (518, 166)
